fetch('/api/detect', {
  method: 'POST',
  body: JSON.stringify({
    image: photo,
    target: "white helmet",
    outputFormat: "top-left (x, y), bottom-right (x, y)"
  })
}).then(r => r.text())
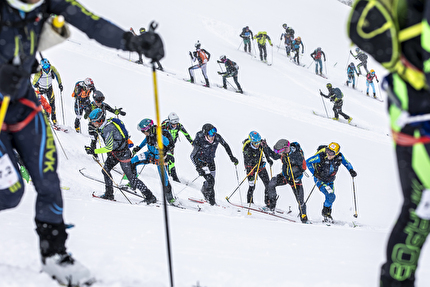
top-left (168, 112), bottom-right (180, 124)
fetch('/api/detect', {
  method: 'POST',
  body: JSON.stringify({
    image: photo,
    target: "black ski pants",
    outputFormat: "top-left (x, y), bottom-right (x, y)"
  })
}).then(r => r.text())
top-left (258, 44), bottom-right (267, 61)
top-left (332, 100), bottom-right (350, 120)
top-left (246, 165), bottom-right (270, 204)
top-left (267, 174), bottom-right (307, 216)
top-left (222, 71), bottom-right (242, 91)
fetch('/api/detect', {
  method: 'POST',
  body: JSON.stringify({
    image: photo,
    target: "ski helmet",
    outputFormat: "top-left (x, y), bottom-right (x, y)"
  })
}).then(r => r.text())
top-left (195, 41), bottom-right (201, 49)
top-left (6, 0), bottom-right (45, 12)
top-left (326, 83), bottom-right (332, 89)
top-left (168, 112), bottom-right (180, 124)
top-left (274, 139), bottom-right (290, 154)
top-left (350, 62), bottom-right (355, 67)
top-left (370, 69), bottom-right (375, 74)
top-left (355, 47), bottom-right (360, 53)
top-left (89, 108), bottom-right (105, 125)
top-left (317, 47), bottom-right (321, 52)
top-left (296, 36), bottom-right (301, 41)
top-left (219, 55), bottom-right (227, 63)
top-left (202, 123), bottom-right (216, 136)
top-left (245, 26), bottom-right (249, 30)
top-left (93, 90), bottom-right (105, 103)
top-left (248, 131), bottom-right (261, 145)
top-left (139, 27), bottom-right (146, 34)
top-left (41, 58), bottom-right (50, 73)
top-left (282, 23), bottom-right (287, 29)
top-left (84, 77), bottom-right (94, 90)
top-left (327, 142), bottom-right (340, 156)
top-left (137, 118), bottom-right (154, 132)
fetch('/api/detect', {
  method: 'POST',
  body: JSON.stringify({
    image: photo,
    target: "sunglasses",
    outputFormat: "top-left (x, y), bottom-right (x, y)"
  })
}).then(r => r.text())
top-left (208, 127), bottom-right (217, 136)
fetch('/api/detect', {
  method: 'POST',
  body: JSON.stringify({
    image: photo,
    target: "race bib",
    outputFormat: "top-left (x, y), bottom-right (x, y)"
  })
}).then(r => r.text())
top-left (0, 154), bottom-right (19, 190)
top-left (202, 166), bottom-right (210, 174)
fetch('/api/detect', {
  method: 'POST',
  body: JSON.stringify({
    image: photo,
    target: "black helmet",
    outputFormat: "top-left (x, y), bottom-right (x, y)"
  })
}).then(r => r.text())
top-left (93, 90), bottom-right (105, 103)
top-left (202, 123), bottom-right (216, 136)
top-left (274, 139), bottom-right (290, 154)
top-left (326, 83), bottom-right (333, 89)
top-left (139, 27), bottom-right (146, 34)
top-left (195, 41), bottom-right (201, 49)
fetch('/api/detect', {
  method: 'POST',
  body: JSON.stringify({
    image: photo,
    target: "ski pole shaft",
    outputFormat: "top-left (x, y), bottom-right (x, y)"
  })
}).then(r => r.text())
top-left (0, 96), bottom-right (10, 135)
top-left (305, 183), bottom-right (316, 204)
top-left (49, 120), bottom-right (68, 160)
top-left (234, 165), bottom-right (243, 204)
top-left (248, 149), bottom-right (263, 214)
top-left (176, 175), bottom-right (200, 195)
top-left (60, 90), bottom-right (65, 125)
top-left (319, 91), bottom-right (329, 118)
top-left (352, 177), bottom-right (358, 218)
top-left (226, 164), bottom-right (258, 200)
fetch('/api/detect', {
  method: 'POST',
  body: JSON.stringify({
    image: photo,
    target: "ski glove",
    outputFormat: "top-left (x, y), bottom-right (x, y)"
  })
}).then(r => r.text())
top-left (260, 139), bottom-right (267, 147)
top-left (230, 155), bottom-right (239, 165)
top-left (349, 169), bottom-right (357, 177)
top-left (267, 158), bottom-right (273, 166)
top-left (85, 146), bottom-right (95, 155)
top-left (114, 108), bottom-right (126, 116)
top-left (123, 31), bottom-right (164, 61)
top-left (132, 146), bottom-right (141, 155)
top-left (34, 82), bottom-right (40, 89)
top-left (59, 83), bottom-right (63, 92)
top-left (0, 63), bottom-right (30, 100)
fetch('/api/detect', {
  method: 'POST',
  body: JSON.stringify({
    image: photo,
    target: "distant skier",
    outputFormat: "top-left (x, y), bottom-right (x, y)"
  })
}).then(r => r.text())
top-left (32, 58), bottom-right (63, 125)
top-left (135, 27), bottom-right (164, 71)
top-left (242, 131), bottom-right (273, 204)
top-left (188, 41), bottom-right (211, 87)
top-left (346, 62), bottom-right (359, 89)
top-left (306, 143), bottom-right (357, 222)
top-left (217, 55), bottom-right (243, 93)
top-left (84, 90), bottom-right (126, 159)
top-left (366, 69), bottom-right (379, 98)
top-left (72, 78), bottom-right (95, 133)
top-left (310, 47), bottom-right (326, 75)
top-left (161, 112), bottom-right (194, 183)
top-left (190, 123), bottom-right (238, 205)
top-left (239, 26), bottom-right (254, 53)
top-left (254, 31), bottom-right (273, 62)
top-left (265, 139), bottom-right (309, 223)
top-left (320, 83), bottom-right (353, 123)
top-left (292, 37), bottom-right (304, 65)
top-left (131, 119), bottom-right (176, 204)
top-left (280, 24), bottom-right (294, 57)
top-left (350, 47), bottom-right (369, 75)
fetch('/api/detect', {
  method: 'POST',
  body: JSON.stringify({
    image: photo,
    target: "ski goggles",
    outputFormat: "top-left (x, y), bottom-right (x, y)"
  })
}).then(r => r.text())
top-left (326, 149), bottom-right (335, 156)
top-left (274, 144), bottom-right (290, 154)
top-left (207, 127), bottom-right (217, 136)
top-left (251, 141), bottom-right (261, 147)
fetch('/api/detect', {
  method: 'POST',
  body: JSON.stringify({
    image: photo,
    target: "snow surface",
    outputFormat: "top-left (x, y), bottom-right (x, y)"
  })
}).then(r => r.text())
top-left (1, 0), bottom-right (430, 286)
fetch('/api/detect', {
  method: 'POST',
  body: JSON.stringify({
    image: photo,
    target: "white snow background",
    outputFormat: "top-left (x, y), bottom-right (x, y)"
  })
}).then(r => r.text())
top-left (1, 0), bottom-right (429, 286)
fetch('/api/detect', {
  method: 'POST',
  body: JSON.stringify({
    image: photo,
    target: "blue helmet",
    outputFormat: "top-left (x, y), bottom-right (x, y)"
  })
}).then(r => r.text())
top-left (41, 58), bottom-right (50, 73)
top-left (89, 108), bottom-right (105, 124)
top-left (137, 118), bottom-right (154, 132)
top-left (248, 131), bottom-right (261, 144)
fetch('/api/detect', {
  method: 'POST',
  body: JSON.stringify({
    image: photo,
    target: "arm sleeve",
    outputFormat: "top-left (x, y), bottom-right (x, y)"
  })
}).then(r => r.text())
top-left (341, 154), bottom-right (354, 171)
top-left (138, 137), bottom-right (148, 149)
top-left (306, 154), bottom-right (321, 175)
top-left (218, 135), bottom-right (234, 157)
top-left (51, 66), bottom-right (62, 84)
top-left (104, 103), bottom-right (116, 114)
top-left (180, 125), bottom-right (193, 143)
top-left (32, 72), bottom-right (41, 85)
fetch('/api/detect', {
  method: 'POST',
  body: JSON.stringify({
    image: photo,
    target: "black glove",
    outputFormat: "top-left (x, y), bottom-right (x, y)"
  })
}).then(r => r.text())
top-left (260, 139), bottom-right (267, 147)
top-left (189, 51), bottom-right (193, 59)
top-left (132, 146), bottom-right (141, 155)
top-left (349, 169), bottom-right (357, 177)
top-left (34, 82), bottom-right (40, 89)
top-left (377, 80), bottom-right (379, 83)
top-left (320, 91), bottom-right (323, 96)
top-left (0, 63), bottom-right (30, 100)
top-left (114, 108), bottom-right (126, 116)
top-left (59, 83), bottom-right (63, 92)
top-left (123, 31), bottom-right (164, 61)
top-left (217, 60), bottom-right (222, 64)
top-left (267, 158), bottom-right (273, 166)
top-left (196, 167), bottom-right (206, 176)
top-left (230, 155), bottom-right (239, 165)
top-left (217, 71), bottom-right (223, 75)
top-left (85, 146), bottom-right (95, 155)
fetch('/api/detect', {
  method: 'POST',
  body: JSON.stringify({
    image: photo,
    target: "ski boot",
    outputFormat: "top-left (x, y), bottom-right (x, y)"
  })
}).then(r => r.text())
top-left (322, 206), bottom-right (333, 223)
top-left (332, 117), bottom-right (339, 121)
top-left (348, 117), bottom-right (353, 124)
top-left (301, 214), bottom-right (309, 224)
top-left (373, 92), bottom-right (377, 99)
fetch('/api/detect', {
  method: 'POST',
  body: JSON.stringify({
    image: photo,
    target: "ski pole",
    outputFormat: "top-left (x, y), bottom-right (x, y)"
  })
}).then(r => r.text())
top-left (319, 90), bottom-right (329, 118)
top-left (352, 177), bottom-right (358, 218)
top-left (234, 165), bottom-right (243, 205)
top-left (176, 175), bottom-right (200, 195)
top-left (324, 61), bottom-right (328, 76)
top-left (0, 96), bottom-right (10, 136)
top-left (287, 155), bottom-right (305, 219)
top-left (226, 163), bottom-right (259, 200)
top-left (49, 119), bottom-right (68, 160)
top-left (92, 155), bottom-right (132, 204)
top-left (248, 149), bottom-right (263, 215)
top-left (307, 60), bottom-right (313, 69)
top-left (237, 40), bottom-right (243, 51)
top-left (60, 90), bottom-right (65, 125)
top-left (149, 21), bottom-right (174, 287)
top-left (304, 183), bottom-right (316, 204)
top-left (271, 44), bottom-right (274, 65)
top-left (277, 39), bottom-right (281, 52)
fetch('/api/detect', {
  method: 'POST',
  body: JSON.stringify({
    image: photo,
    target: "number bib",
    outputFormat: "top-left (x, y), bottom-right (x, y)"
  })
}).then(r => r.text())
top-left (0, 154), bottom-right (19, 190)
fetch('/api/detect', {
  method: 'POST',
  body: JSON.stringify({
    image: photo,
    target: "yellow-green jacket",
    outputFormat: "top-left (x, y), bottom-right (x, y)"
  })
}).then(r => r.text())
top-left (32, 66), bottom-right (62, 89)
top-left (254, 32), bottom-right (272, 46)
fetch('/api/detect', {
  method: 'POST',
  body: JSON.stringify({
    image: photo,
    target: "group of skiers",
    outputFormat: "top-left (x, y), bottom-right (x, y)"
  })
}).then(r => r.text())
top-left (347, 48), bottom-right (380, 98)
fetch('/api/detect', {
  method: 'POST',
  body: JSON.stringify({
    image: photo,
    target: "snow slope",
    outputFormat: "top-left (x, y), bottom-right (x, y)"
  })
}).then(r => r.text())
top-left (1, 0), bottom-right (430, 286)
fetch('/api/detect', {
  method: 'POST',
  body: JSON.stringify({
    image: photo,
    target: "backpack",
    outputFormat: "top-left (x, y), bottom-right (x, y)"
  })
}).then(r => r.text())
top-left (332, 88), bottom-right (343, 100)
top-left (108, 117), bottom-right (130, 141)
top-left (347, 0), bottom-right (426, 90)
top-left (290, 142), bottom-right (307, 171)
